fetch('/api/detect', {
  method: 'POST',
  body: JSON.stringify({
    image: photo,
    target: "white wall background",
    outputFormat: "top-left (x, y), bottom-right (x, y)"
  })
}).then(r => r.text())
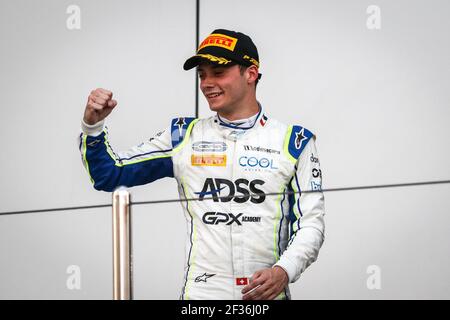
top-left (0, 0), bottom-right (448, 299)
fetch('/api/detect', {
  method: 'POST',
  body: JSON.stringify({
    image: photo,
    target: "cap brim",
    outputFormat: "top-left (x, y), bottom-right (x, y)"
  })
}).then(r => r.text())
top-left (183, 53), bottom-right (237, 70)
top-left (183, 55), bottom-right (202, 70)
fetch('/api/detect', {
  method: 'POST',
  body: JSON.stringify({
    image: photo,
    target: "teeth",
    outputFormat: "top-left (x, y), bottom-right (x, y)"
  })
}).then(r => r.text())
top-left (208, 92), bottom-right (222, 98)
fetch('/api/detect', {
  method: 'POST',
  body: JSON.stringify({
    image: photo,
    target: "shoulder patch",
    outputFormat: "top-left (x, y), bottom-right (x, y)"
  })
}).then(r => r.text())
top-left (285, 125), bottom-right (314, 161)
top-left (171, 117), bottom-right (197, 148)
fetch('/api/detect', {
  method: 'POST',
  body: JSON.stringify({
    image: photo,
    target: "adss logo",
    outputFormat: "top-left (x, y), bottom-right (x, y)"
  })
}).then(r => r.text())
top-left (195, 178), bottom-right (266, 203)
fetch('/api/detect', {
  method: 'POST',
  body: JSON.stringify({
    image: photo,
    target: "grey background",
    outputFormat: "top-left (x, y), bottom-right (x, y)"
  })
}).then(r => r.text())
top-left (0, 0), bottom-right (448, 299)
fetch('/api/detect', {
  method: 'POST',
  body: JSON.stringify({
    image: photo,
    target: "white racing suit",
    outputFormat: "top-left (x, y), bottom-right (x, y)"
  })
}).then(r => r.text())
top-left (79, 106), bottom-right (325, 300)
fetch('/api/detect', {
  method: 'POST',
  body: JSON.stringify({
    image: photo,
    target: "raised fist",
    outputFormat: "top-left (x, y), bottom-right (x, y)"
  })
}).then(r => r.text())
top-left (83, 88), bottom-right (118, 125)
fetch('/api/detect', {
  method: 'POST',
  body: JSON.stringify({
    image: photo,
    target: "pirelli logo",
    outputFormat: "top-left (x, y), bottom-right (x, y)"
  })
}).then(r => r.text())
top-left (198, 33), bottom-right (238, 52)
top-left (191, 154), bottom-right (227, 167)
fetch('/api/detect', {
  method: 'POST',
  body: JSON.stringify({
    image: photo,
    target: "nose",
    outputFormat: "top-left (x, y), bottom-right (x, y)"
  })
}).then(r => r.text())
top-left (200, 75), bottom-right (214, 91)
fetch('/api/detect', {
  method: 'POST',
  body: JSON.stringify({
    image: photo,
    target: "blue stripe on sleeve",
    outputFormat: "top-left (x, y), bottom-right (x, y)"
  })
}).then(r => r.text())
top-left (84, 132), bottom-right (174, 192)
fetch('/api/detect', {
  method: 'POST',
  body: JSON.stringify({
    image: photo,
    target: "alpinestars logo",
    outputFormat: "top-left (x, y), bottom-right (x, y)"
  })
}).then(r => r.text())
top-left (195, 178), bottom-right (266, 203)
top-left (195, 273), bottom-right (216, 283)
top-left (175, 117), bottom-right (186, 136)
top-left (295, 128), bottom-right (307, 149)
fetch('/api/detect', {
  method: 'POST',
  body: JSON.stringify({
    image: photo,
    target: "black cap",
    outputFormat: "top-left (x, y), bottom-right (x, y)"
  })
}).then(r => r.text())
top-left (183, 29), bottom-right (260, 71)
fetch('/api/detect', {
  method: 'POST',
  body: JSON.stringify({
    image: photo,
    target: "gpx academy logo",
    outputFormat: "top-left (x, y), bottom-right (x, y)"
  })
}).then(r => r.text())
top-left (195, 178), bottom-right (266, 204)
top-left (202, 212), bottom-right (261, 225)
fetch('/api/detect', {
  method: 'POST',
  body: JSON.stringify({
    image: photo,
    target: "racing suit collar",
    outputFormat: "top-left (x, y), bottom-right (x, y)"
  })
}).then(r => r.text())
top-left (216, 102), bottom-right (263, 130)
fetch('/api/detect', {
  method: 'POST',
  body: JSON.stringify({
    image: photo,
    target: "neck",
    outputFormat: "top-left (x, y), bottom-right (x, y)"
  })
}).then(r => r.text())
top-left (217, 98), bottom-right (260, 121)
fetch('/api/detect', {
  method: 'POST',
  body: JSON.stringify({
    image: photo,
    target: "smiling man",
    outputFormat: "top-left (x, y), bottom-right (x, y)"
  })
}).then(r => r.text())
top-left (197, 62), bottom-right (259, 119)
top-left (79, 29), bottom-right (325, 300)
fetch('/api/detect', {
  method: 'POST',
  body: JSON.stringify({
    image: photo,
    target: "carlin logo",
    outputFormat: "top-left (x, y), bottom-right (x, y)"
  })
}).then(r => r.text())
top-left (191, 154), bottom-right (226, 167)
top-left (195, 178), bottom-right (266, 203)
top-left (192, 141), bottom-right (227, 153)
top-left (198, 33), bottom-right (238, 52)
top-left (202, 212), bottom-right (261, 225)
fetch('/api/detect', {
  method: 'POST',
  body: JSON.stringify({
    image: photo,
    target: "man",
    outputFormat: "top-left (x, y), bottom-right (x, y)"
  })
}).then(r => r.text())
top-left (79, 29), bottom-right (325, 300)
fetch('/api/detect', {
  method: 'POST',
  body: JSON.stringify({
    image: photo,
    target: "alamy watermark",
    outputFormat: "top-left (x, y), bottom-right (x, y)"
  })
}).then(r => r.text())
top-left (367, 5), bottom-right (381, 30)
top-left (66, 265), bottom-right (81, 290)
top-left (366, 265), bottom-right (381, 290)
top-left (66, 5), bottom-right (81, 30)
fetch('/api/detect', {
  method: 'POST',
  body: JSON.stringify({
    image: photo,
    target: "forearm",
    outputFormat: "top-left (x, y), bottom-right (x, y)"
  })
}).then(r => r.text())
top-left (274, 224), bottom-right (324, 283)
top-left (79, 128), bottom-right (124, 192)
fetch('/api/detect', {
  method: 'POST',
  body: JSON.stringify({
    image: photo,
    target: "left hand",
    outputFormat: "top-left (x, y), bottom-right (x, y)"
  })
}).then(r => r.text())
top-left (241, 266), bottom-right (289, 300)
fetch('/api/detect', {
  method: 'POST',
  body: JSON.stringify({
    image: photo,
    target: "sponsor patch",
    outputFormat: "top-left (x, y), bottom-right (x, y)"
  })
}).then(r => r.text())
top-left (310, 153), bottom-right (319, 163)
top-left (202, 212), bottom-right (261, 225)
top-left (243, 145), bottom-right (280, 154)
top-left (312, 168), bottom-right (322, 178)
top-left (191, 154), bottom-right (227, 167)
top-left (195, 178), bottom-right (266, 204)
top-left (195, 273), bottom-right (216, 283)
top-left (192, 141), bottom-right (227, 153)
top-left (198, 33), bottom-right (238, 52)
top-left (239, 156), bottom-right (278, 170)
top-left (311, 181), bottom-right (322, 191)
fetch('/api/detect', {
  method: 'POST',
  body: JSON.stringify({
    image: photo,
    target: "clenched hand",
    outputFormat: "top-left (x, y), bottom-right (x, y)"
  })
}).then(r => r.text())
top-left (83, 88), bottom-right (117, 125)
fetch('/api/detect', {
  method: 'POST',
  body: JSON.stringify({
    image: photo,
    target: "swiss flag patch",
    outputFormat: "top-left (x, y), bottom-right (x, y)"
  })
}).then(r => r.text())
top-left (236, 277), bottom-right (248, 286)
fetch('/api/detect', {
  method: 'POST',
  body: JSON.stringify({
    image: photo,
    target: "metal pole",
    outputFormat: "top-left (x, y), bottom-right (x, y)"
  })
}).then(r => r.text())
top-left (195, 0), bottom-right (200, 118)
top-left (112, 187), bottom-right (132, 300)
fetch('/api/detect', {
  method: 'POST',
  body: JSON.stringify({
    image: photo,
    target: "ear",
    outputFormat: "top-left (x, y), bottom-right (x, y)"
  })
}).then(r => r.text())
top-left (246, 65), bottom-right (259, 84)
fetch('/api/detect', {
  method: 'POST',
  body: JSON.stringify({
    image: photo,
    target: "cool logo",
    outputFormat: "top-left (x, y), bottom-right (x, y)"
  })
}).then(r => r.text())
top-left (195, 178), bottom-right (266, 204)
top-left (239, 156), bottom-right (278, 169)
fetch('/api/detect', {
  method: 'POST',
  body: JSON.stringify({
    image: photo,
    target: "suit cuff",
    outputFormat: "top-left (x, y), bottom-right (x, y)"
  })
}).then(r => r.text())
top-left (81, 119), bottom-right (105, 136)
top-left (274, 257), bottom-right (299, 283)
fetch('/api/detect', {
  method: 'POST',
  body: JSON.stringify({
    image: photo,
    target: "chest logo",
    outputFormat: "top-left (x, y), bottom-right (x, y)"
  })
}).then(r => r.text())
top-left (191, 154), bottom-right (227, 167)
top-left (192, 141), bottom-right (227, 153)
top-left (195, 178), bottom-right (266, 204)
